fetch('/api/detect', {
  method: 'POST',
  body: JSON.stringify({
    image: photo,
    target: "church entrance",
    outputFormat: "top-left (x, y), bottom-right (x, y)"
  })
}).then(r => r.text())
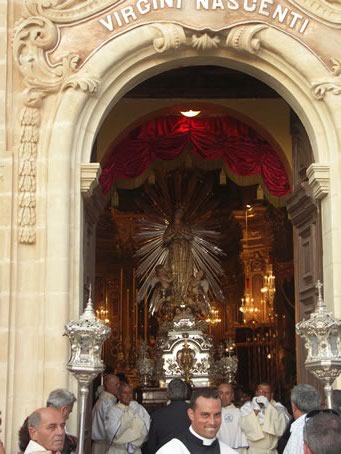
top-left (88, 65), bottom-right (314, 404)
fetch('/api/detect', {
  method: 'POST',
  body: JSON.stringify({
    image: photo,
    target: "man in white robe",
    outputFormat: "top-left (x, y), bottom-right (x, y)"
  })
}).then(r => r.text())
top-left (217, 383), bottom-right (248, 453)
top-left (239, 383), bottom-right (287, 454)
top-left (92, 374), bottom-right (120, 454)
top-left (105, 383), bottom-right (150, 453)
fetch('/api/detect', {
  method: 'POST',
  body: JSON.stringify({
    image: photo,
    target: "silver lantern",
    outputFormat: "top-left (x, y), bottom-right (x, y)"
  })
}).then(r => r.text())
top-left (64, 286), bottom-right (111, 454)
top-left (296, 281), bottom-right (341, 408)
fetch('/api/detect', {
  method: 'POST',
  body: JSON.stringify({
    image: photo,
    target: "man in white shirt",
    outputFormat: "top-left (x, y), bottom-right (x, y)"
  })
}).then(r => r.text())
top-left (25, 407), bottom-right (65, 454)
top-left (92, 374), bottom-right (120, 454)
top-left (217, 383), bottom-right (248, 453)
top-left (156, 388), bottom-right (237, 453)
top-left (105, 383), bottom-right (150, 453)
top-left (283, 384), bottom-right (320, 454)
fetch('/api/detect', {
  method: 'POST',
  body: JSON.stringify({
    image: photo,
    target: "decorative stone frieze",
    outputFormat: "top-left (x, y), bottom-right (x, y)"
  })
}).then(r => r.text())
top-left (306, 163), bottom-right (330, 200)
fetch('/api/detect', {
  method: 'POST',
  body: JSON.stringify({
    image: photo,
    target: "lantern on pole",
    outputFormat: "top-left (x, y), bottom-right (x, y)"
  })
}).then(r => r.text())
top-left (64, 286), bottom-right (110, 454)
top-left (296, 281), bottom-right (341, 408)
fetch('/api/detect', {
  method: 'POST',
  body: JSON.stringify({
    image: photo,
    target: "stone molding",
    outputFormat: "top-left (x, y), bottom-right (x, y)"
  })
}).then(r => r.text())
top-left (306, 163), bottom-right (330, 200)
top-left (81, 163), bottom-right (102, 198)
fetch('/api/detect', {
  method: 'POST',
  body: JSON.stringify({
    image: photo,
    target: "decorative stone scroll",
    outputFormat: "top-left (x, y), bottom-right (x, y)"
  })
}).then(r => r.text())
top-left (13, 15), bottom-right (100, 244)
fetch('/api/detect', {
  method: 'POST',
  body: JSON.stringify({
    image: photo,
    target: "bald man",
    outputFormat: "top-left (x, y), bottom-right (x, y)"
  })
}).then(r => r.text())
top-left (105, 383), bottom-right (150, 453)
top-left (24, 407), bottom-right (65, 454)
top-left (217, 383), bottom-right (248, 453)
top-left (92, 374), bottom-right (120, 454)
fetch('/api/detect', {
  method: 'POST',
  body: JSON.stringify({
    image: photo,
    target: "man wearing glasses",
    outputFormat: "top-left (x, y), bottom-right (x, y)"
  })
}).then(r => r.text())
top-left (303, 410), bottom-right (341, 453)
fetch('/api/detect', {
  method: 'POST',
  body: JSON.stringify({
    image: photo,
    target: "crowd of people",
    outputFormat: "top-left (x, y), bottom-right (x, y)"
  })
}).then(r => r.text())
top-left (1, 376), bottom-right (341, 454)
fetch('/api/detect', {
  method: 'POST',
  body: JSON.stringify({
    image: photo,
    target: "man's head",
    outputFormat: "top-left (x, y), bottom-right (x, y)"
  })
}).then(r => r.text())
top-left (188, 388), bottom-right (222, 439)
top-left (255, 382), bottom-right (273, 401)
top-left (104, 374), bottom-right (120, 397)
top-left (118, 383), bottom-right (133, 406)
top-left (304, 410), bottom-right (341, 454)
top-left (27, 407), bottom-right (65, 453)
top-left (290, 384), bottom-right (320, 420)
top-left (218, 383), bottom-right (234, 408)
top-left (167, 378), bottom-right (188, 402)
top-left (46, 389), bottom-right (77, 421)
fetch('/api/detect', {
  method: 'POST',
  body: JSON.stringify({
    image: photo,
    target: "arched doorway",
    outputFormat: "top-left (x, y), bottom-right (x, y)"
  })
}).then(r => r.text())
top-left (89, 68), bottom-right (304, 407)
top-left (7, 9), bottom-right (340, 451)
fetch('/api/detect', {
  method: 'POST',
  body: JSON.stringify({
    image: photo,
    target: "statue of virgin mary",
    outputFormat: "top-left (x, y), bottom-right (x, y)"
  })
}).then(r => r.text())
top-left (135, 171), bottom-right (225, 315)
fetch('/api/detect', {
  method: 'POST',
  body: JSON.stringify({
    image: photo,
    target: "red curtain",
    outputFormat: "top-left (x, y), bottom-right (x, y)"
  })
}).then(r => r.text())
top-left (100, 116), bottom-right (290, 197)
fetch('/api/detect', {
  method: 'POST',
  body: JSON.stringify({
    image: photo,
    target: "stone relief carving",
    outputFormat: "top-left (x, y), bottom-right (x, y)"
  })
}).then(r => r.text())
top-left (312, 58), bottom-right (341, 98)
top-left (18, 106), bottom-right (38, 244)
top-left (152, 24), bottom-right (267, 56)
top-left (191, 34), bottom-right (220, 50)
top-left (152, 24), bottom-right (187, 53)
top-left (13, 15), bottom-right (100, 243)
top-left (226, 25), bottom-right (268, 54)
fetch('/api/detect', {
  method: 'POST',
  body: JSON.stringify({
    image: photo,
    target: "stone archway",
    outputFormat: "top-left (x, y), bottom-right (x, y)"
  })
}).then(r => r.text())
top-left (7, 8), bottom-right (341, 450)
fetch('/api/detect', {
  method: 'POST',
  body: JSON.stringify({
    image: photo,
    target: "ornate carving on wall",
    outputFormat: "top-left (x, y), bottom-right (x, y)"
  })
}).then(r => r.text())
top-left (152, 24), bottom-right (186, 53)
top-left (191, 33), bottom-right (220, 50)
top-left (226, 25), bottom-right (268, 54)
top-left (18, 106), bottom-right (38, 244)
top-left (13, 15), bottom-right (100, 243)
top-left (311, 57), bottom-right (341, 98)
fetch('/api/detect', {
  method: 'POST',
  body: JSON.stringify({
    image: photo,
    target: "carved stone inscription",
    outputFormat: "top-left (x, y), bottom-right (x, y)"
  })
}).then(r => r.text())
top-left (48, 0), bottom-right (341, 70)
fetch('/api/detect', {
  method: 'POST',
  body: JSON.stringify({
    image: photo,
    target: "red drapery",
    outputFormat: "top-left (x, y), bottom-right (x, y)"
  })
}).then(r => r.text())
top-left (100, 116), bottom-right (290, 197)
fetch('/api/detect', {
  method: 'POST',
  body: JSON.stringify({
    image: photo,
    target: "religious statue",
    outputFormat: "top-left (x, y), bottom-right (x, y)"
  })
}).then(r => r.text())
top-left (135, 171), bottom-right (225, 322)
top-left (163, 207), bottom-right (193, 304)
top-left (134, 171), bottom-right (225, 386)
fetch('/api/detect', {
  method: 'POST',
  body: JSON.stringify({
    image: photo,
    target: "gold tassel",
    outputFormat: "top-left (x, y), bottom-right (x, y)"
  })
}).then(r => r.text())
top-left (219, 169), bottom-right (227, 185)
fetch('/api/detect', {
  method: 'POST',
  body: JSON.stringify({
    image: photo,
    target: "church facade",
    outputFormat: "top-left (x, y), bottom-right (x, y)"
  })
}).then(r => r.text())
top-left (1, 0), bottom-right (341, 450)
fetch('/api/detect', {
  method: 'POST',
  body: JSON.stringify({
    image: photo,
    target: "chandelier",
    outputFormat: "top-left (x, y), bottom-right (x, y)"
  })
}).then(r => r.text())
top-left (240, 294), bottom-right (260, 316)
top-left (206, 306), bottom-right (222, 325)
top-left (95, 306), bottom-right (110, 324)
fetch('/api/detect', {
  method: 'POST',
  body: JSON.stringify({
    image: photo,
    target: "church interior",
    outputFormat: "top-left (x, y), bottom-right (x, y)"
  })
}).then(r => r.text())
top-left (91, 65), bottom-right (297, 404)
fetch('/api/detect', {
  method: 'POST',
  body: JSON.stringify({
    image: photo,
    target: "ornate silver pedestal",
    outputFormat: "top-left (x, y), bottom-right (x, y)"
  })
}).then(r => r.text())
top-left (158, 318), bottom-right (213, 386)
